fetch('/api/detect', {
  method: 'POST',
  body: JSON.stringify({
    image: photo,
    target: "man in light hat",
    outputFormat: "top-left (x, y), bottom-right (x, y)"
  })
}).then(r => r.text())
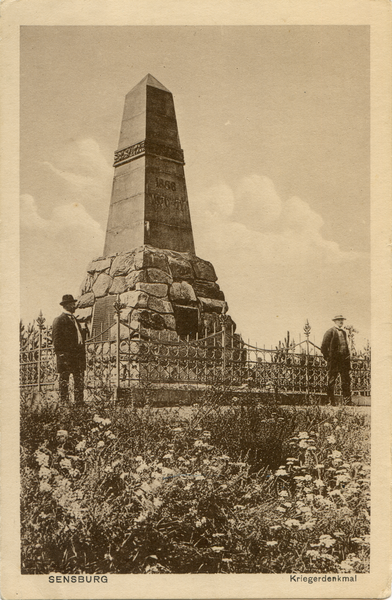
top-left (52, 294), bottom-right (87, 404)
top-left (321, 315), bottom-right (351, 405)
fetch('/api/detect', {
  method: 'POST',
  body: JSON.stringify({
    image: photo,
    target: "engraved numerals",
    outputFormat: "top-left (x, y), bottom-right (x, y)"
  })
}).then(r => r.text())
top-left (155, 178), bottom-right (176, 191)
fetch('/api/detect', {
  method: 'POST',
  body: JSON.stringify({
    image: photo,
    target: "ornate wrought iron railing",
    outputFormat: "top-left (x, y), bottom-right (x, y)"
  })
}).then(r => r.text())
top-left (20, 311), bottom-right (371, 399)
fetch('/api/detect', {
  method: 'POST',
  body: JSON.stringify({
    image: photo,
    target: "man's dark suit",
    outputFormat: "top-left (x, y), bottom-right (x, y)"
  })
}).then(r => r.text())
top-left (52, 312), bottom-right (86, 404)
top-left (321, 327), bottom-right (351, 404)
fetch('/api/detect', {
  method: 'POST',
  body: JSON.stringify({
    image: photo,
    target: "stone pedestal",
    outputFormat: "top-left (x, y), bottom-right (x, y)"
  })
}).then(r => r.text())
top-left (77, 245), bottom-right (236, 341)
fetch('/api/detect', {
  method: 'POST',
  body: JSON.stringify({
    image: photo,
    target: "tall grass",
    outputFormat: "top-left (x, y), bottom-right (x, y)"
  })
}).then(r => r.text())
top-left (20, 388), bottom-right (370, 574)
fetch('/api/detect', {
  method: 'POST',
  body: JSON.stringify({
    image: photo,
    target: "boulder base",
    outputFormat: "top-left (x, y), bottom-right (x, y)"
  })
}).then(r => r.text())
top-left (77, 245), bottom-right (235, 343)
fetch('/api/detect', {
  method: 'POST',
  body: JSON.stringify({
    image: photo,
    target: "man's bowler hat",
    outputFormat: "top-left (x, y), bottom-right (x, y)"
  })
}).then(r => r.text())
top-left (332, 315), bottom-right (346, 321)
top-left (60, 294), bottom-right (77, 306)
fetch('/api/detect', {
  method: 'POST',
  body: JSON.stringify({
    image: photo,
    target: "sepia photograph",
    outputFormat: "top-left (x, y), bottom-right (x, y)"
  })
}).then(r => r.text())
top-left (1, 2), bottom-right (391, 599)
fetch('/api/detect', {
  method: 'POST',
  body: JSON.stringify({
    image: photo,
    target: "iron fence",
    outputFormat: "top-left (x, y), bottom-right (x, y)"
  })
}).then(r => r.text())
top-left (20, 311), bottom-right (370, 400)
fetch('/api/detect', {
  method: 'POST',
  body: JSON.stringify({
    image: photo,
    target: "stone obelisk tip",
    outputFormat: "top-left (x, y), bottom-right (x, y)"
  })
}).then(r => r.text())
top-left (103, 75), bottom-right (195, 256)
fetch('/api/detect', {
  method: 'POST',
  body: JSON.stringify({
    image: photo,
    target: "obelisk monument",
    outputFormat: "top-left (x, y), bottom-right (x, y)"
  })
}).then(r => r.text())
top-left (78, 74), bottom-right (236, 342)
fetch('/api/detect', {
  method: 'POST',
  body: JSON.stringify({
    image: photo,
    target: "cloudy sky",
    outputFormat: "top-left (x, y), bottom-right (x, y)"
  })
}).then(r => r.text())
top-left (20, 26), bottom-right (370, 349)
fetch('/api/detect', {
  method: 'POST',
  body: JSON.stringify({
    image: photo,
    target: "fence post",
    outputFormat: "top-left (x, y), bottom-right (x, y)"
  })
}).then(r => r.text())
top-left (304, 320), bottom-right (311, 400)
top-left (36, 312), bottom-right (45, 393)
top-left (220, 311), bottom-right (228, 381)
top-left (113, 295), bottom-right (124, 405)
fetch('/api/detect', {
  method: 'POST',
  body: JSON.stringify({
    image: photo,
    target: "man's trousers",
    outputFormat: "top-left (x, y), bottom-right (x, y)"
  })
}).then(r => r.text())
top-left (327, 355), bottom-right (351, 404)
top-left (58, 368), bottom-right (84, 405)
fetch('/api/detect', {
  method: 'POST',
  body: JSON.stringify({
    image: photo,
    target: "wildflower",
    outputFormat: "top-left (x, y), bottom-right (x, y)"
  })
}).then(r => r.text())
top-left (304, 474), bottom-right (312, 481)
top-left (60, 458), bottom-right (72, 470)
top-left (306, 550), bottom-right (320, 558)
top-left (330, 450), bottom-right (342, 459)
top-left (279, 490), bottom-right (288, 497)
top-left (319, 534), bottom-right (336, 548)
top-left (39, 482), bottom-right (52, 493)
top-left (285, 519), bottom-right (301, 527)
top-left (300, 520), bottom-right (315, 530)
top-left (102, 418), bottom-right (111, 426)
top-left (266, 541), bottom-right (278, 546)
top-left (35, 450), bottom-right (49, 467)
top-left (283, 502), bottom-right (292, 508)
top-left (97, 441), bottom-right (105, 448)
top-left (275, 468), bottom-right (287, 476)
top-left (93, 415), bottom-right (103, 423)
top-left (327, 435), bottom-right (336, 444)
top-left (298, 440), bottom-right (308, 448)
top-left (194, 440), bottom-right (204, 448)
top-left (75, 440), bottom-right (86, 452)
top-left (134, 513), bottom-right (147, 524)
top-left (336, 474), bottom-right (351, 484)
top-left (135, 456), bottom-right (143, 462)
top-left (314, 479), bottom-right (325, 487)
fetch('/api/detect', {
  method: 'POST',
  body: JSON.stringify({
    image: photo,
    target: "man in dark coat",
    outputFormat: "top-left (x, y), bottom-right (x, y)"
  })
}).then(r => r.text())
top-left (52, 294), bottom-right (87, 404)
top-left (321, 315), bottom-right (351, 405)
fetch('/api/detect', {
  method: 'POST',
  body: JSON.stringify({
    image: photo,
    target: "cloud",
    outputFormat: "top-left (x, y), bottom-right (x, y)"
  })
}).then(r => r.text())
top-left (192, 175), bottom-right (370, 347)
top-left (20, 194), bottom-right (105, 324)
top-left (42, 138), bottom-right (113, 224)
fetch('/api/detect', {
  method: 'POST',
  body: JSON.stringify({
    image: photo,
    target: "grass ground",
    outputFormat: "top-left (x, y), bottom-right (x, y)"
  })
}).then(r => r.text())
top-left (20, 390), bottom-right (370, 574)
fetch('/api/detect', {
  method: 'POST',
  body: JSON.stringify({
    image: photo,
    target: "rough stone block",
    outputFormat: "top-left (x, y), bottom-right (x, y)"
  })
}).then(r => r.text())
top-left (79, 274), bottom-right (95, 295)
top-left (147, 268), bottom-right (173, 285)
top-left (169, 281), bottom-right (197, 304)
top-left (202, 312), bottom-right (222, 334)
top-left (87, 257), bottom-right (112, 274)
top-left (110, 251), bottom-right (136, 277)
top-left (147, 296), bottom-right (173, 314)
top-left (109, 276), bottom-right (128, 295)
top-left (77, 292), bottom-right (95, 308)
top-left (130, 309), bottom-right (166, 330)
top-left (134, 246), bottom-right (170, 272)
top-left (162, 314), bottom-right (177, 330)
top-left (194, 280), bottom-right (224, 300)
top-left (136, 282), bottom-right (168, 297)
top-left (120, 306), bottom-right (133, 320)
top-left (120, 290), bottom-right (149, 309)
top-left (92, 273), bottom-right (113, 298)
top-left (167, 255), bottom-right (194, 280)
top-left (152, 328), bottom-right (179, 341)
top-left (191, 257), bottom-right (217, 282)
top-left (199, 297), bottom-right (227, 314)
top-left (125, 269), bottom-right (146, 290)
